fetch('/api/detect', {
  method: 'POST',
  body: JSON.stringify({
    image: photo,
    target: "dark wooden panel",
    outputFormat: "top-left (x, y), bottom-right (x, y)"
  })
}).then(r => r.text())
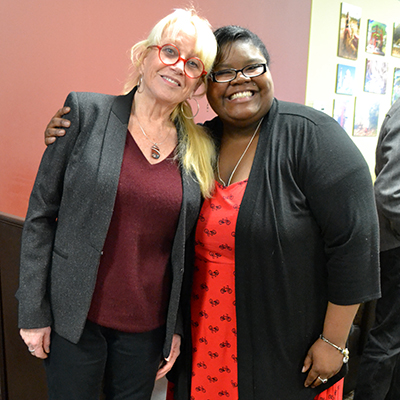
top-left (0, 212), bottom-right (47, 400)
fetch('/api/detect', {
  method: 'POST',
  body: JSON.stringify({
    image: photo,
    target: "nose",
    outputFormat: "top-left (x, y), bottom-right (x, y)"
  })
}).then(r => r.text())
top-left (231, 70), bottom-right (250, 84)
top-left (172, 58), bottom-right (185, 74)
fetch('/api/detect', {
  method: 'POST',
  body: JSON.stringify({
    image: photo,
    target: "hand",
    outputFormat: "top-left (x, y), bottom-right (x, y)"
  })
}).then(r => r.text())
top-left (302, 337), bottom-right (344, 388)
top-left (44, 107), bottom-right (71, 145)
top-left (20, 327), bottom-right (51, 359)
top-left (155, 334), bottom-right (181, 380)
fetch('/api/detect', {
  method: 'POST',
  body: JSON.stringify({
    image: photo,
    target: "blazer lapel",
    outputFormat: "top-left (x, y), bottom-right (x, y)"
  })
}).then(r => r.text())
top-left (89, 88), bottom-right (136, 251)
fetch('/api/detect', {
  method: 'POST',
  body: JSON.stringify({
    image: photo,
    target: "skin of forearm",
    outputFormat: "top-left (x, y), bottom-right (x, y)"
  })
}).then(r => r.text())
top-left (321, 302), bottom-right (360, 348)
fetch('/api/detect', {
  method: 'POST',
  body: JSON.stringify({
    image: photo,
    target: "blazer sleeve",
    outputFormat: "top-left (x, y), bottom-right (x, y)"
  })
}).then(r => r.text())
top-left (16, 92), bottom-right (82, 329)
top-left (374, 101), bottom-right (400, 237)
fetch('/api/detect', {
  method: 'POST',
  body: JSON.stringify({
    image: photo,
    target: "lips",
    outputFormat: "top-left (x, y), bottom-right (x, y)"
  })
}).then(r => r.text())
top-left (161, 75), bottom-right (181, 86)
top-left (228, 91), bottom-right (254, 101)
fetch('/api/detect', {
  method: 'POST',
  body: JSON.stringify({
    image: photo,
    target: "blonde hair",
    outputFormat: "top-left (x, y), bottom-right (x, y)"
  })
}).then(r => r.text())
top-left (123, 8), bottom-right (217, 197)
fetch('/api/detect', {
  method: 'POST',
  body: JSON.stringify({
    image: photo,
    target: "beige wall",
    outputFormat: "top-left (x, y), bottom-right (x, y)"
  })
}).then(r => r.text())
top-left (306, 0), bottom-right (400, 175)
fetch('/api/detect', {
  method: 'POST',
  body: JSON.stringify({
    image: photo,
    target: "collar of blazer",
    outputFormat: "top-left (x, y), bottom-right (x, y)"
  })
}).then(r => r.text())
top-left (112, 87), bottom-right (136, 125)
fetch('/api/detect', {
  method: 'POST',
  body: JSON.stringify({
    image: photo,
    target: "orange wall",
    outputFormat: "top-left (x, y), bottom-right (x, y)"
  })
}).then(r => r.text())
top-left (0, 0), bottom-right (311, 218)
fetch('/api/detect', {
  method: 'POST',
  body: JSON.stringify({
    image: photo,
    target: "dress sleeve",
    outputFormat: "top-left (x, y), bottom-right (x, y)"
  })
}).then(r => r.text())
top-left (16, 92), bottom-right (82, 328)
top-left (299, 117), bottom-right (380, 305)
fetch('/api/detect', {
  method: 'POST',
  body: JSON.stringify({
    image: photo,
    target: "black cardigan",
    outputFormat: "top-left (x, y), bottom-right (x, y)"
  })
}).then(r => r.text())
top-left (171, 99), bottom-right (380, 400)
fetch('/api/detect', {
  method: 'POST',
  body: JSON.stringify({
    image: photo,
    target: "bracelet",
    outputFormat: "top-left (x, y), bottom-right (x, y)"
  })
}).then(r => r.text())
top-left (319, 334), bottom-right (349, 363)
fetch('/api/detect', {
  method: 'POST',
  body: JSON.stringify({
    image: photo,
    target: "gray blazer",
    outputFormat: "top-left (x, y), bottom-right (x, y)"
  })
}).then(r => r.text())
top-left (375, 98), bottom-right (400, 252)
top-left (16, 88), bottom-right (201, 357)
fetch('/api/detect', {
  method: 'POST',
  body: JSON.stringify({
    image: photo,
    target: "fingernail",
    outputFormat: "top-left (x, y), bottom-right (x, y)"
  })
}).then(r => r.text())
top-left (301, 366), bottom-right (306, 373)
top-left (62, 121), bottom-right (70, 127)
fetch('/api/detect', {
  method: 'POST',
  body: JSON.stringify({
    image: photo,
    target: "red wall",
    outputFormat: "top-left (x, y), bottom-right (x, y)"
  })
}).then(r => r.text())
top-left (0, 0), bottom-right (311, 217)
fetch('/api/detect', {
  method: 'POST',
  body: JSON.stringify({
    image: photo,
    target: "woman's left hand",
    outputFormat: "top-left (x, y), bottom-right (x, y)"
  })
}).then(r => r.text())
top-left (155, 333), bottom-right (181, 380)
top-left (302, 337), bottom-right (344, 388)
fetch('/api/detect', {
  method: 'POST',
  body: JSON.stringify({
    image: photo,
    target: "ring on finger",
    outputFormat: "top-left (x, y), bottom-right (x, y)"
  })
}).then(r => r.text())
top-left (318, 376), bottom-right (328, 384)
top-left (28, 348), bottom-right (35, 353)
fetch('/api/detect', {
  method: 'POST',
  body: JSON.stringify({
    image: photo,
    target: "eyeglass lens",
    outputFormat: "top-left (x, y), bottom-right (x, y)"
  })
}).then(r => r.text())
top-left (159, 45), bottom-right (203, 78)
top-left (213, 64), bottom-right (266, 82)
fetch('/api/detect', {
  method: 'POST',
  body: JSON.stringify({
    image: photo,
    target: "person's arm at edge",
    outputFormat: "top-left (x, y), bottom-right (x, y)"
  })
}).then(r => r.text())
top-left (375, 102), bottom-right (400, 236)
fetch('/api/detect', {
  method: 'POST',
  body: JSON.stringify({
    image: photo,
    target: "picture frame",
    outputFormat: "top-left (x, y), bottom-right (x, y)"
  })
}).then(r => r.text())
top-left (366, 19), bottom-right (387, 55)
top-left (337, 2), bottom-right (361, 60)
top-left (333, 97), bottom-right (355, 135)
top-left (353, 97), bottom-right (380, 137)
top-left (392, 23), bottom-right (400, 58)
top-left (336, 64), bottom-right (356, 95)
top-left (364, 58), bottom-right (388, 94)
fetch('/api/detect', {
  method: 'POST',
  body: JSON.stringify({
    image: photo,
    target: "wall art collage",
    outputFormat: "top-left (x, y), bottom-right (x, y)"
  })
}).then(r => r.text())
top-left (333, 2), bottom-right (400, 137)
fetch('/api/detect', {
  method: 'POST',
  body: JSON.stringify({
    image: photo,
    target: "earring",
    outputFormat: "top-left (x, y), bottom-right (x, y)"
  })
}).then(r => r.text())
top-left (180, 98), bottom-right (200, 119)
top-left (137, 76), bottom-right (144, 93)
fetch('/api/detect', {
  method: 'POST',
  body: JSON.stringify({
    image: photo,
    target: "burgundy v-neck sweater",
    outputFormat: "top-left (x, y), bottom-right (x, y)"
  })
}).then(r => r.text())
top-left (87, 132), bottom-right (182, 332)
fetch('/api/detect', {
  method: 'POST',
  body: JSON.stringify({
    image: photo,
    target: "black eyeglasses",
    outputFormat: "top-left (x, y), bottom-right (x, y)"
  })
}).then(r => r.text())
top-left (209, 63), bottom-right (268, 83)
top-left (149, 44), bottom-right (206, 79)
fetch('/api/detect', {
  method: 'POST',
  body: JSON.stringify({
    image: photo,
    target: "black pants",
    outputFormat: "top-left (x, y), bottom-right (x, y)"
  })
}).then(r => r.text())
top-left (354, 247), bottom-right (400, 400)
top-left (44, 320), bottom-right (165, 400)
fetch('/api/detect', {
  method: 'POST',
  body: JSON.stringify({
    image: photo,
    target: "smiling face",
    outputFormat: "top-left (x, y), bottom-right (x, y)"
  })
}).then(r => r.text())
top-left (140, 23), bottom-right (203, 107)
top-left (206, 40), bottom-right (274, 128)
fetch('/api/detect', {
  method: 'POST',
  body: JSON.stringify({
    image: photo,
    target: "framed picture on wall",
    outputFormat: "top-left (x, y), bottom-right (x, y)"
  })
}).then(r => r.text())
top-left (364, 58), bottom-right (388, 94)
top-left (366, 20), bottom-right (387, 55)
top-left (336, 64), bottom-right (356, 95)
top-left (392, 23), bottom-right (400, 58)
top-left (337, 2), bottom-right (361, 60)
top-left (333, 97), bottom-right (355, 135)
top-left (353, 97), bottom-right (380, 137)
top-left (392, 67), bottom-right (400, 104)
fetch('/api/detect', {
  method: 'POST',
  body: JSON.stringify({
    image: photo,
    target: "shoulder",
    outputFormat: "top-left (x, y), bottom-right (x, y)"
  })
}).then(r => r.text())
top-left (276, 99), bottom-right (336, 127)
top-left (269, 100), bottom-right (352, 157)
top-left (275, 99), bottom-right (354, 147)
top-left (380, 99), bottom-right (400, 137)
top-left (271, 100), bottom-right (369, 179)
top-left (386, 98), bottom-right (400, 119)
top-left (202, 116), bottom-right (222, 133)
top-left (65, 91), bottom-right (117, 109)
top-left (201, 116), bottom-right (223, 145)
top-left (65, 90), bottom-right (134, 128)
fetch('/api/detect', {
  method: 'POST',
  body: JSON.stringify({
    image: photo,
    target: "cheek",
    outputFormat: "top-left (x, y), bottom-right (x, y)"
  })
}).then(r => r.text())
top-left (193, 79), bottom-right (205, 96)
top-left (206, 84), bottom-right (223, 107)
top-left (187, 78), bottom-right (201, 94)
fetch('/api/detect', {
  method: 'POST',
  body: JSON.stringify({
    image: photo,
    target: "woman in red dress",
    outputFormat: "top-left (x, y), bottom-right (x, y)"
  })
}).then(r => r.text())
top-left (173, 25), bottom-right (378, 400)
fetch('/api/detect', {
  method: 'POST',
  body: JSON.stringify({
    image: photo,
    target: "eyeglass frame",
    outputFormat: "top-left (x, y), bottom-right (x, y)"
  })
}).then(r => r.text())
top-left (209, 63), bottom-right (268, 83)
top-left (148, 44), bottom-right (207, 79)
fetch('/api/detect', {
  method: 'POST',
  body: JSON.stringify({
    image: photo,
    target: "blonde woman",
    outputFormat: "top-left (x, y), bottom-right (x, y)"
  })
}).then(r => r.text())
top-left (17, 8), bottom-right (216, 400)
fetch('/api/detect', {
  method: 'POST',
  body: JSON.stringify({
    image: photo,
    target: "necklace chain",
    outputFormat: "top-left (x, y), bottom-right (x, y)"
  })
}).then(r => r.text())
top-left (136, 116), bottom-right (171, 159)
top-left (217, 118), bottom-right (264, 187)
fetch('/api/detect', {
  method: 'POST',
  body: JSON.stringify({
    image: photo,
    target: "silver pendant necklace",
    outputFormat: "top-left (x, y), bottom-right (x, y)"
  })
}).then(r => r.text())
top-left (136, 117), bottom-right (171, 159)
top-left (217, 117), bottom-right (264, 187)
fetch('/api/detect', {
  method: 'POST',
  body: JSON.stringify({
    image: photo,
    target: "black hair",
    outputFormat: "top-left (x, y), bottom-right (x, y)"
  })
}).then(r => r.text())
top-left (213, 25), bottom-right (271, 67)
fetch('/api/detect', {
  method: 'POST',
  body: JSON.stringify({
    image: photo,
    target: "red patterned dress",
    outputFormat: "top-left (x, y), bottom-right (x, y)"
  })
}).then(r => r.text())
top-left (189, 180), bottom-right (343, 400)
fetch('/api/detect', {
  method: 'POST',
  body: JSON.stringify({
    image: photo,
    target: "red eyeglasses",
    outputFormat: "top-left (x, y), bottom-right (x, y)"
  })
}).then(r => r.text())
top-left (149, 44), bottom-right (206, 79)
